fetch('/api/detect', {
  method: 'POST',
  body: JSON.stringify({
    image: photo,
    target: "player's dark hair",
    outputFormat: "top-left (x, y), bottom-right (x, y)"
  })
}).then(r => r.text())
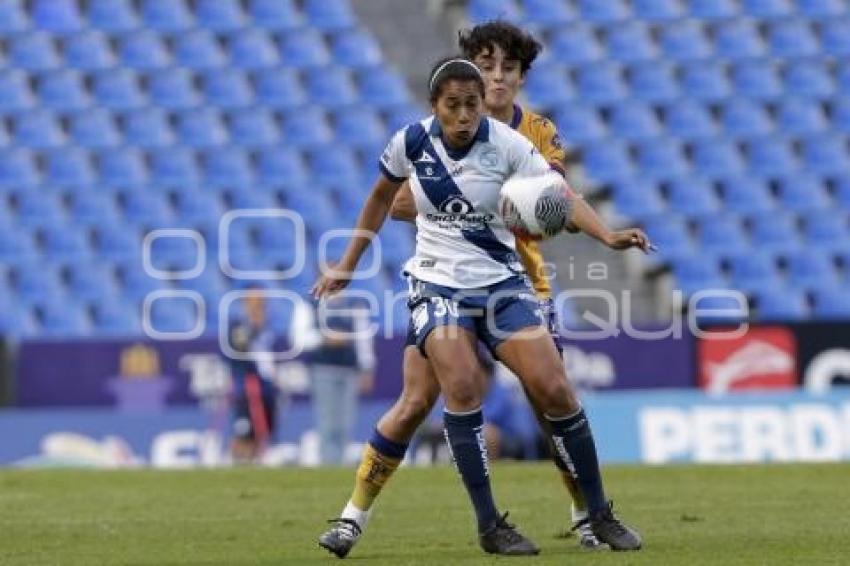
top-left (427, 55), bottom-right (485, 103)
top-left (458, 20), bottom-right (542, 75)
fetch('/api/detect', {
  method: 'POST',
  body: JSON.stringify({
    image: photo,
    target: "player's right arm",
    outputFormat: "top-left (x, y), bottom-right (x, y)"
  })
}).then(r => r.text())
top-left (389, 180), bottom-right (416, 222)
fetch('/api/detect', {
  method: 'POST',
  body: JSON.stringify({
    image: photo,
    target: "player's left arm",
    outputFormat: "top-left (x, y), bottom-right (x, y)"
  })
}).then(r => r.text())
top-left (538, 120), bottom-right (652, 253)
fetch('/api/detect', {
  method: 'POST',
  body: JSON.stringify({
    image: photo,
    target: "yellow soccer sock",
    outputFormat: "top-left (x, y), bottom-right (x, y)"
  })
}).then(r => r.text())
top-left (350, 437), bottom-right (405, 512)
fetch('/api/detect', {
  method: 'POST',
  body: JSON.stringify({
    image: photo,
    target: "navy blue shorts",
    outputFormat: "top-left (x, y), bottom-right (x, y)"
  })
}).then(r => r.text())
top-left (405, 276), bottom-right (545, 356)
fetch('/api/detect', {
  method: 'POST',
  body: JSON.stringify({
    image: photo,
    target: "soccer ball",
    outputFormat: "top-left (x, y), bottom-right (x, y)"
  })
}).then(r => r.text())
top-left (499, 171), bottom-right (573, 240)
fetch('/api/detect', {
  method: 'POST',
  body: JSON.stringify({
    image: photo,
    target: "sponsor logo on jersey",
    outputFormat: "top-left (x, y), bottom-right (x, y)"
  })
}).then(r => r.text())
top-left (425, 195), bottom-right (495, 227)
top-left (416, 151), bottom-right (436, 163)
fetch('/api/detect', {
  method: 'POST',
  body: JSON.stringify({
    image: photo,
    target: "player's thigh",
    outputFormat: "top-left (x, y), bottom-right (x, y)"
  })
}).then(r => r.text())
top-left (495, 327), bottom-right (579, 416)
top-left (422, 326), bottom-right (482, 412)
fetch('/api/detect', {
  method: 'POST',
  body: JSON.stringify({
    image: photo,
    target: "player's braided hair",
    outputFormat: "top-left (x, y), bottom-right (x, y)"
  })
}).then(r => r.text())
top-left (458, 20), bottom-right (542, 75)
top-left (427, 56), bottom-right (485, 103)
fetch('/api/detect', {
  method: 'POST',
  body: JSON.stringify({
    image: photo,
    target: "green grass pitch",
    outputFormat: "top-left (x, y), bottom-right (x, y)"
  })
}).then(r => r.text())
top-left (2, 463), bottom-right (849, 565)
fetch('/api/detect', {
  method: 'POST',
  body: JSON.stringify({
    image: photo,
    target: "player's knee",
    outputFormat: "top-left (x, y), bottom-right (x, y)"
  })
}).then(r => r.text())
top-left (442, 375), bottom-right (481, 411)
top-left (397, 393), bottom-right (435, 427)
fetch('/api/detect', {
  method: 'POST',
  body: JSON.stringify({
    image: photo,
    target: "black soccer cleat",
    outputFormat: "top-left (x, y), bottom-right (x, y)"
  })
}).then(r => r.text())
top-left (479, 512), bottom-right (540, 556)
top-left (572, 518), bottom-right (610, 551)
top-left (318, 518), bottom-right (361, 559)
top-left (589, 501), bottom-right (642, 551)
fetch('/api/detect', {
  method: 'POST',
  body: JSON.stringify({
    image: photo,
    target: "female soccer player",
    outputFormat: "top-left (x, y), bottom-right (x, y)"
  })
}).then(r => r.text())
top-left (319, 23), bottom-right (646, 558)
top-left (315, 56), bottom-right (648, 557)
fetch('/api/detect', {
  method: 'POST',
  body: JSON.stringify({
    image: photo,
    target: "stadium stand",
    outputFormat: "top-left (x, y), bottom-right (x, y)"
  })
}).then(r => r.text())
top-left (470, 0), bottom-right (850, 322)
top-left (0, 0), bottom-right (419, 337)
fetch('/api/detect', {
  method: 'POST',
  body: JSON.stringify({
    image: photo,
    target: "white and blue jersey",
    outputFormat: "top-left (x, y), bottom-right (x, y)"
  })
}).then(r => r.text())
top-left (379, 115), bottom-right (552, 289)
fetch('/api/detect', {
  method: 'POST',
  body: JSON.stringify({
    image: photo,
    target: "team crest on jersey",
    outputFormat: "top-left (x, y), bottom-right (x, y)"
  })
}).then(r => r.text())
top-left (478, 148), bottom-right (498, 169)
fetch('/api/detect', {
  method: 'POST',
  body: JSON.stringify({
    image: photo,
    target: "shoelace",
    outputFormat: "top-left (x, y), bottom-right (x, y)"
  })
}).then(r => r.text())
top-left (493, 512), bottom-right (525, 544)
top-left (326, 518), bottom-right (361, 538)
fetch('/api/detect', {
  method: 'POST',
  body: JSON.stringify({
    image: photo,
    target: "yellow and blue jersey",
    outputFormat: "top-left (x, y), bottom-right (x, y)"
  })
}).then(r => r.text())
top-left (510, 104), bottom-right (567, 299)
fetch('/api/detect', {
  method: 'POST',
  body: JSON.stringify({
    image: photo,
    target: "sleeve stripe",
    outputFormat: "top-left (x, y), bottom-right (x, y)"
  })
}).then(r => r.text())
top-left (378, 161), bottom-right (406, 183)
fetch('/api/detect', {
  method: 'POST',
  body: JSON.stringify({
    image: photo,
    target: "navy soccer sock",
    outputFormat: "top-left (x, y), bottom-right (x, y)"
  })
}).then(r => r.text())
top-left (547, 407), bottom-right (607, 515)
top-left (443, 408), bottom-right (500, 532)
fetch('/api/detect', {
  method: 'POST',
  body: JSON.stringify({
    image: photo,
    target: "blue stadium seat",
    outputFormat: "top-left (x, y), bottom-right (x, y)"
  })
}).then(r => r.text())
top-left (332, 29), bottom-right (384, 69)
top-left (549, 25), bottom-right (603, 65)
top-left (777, 98), bottom-right (827, 136)
top-left (714, 21), bottom-right (766, 60)
top-left (665, 178), bottom-right (720, 216)
top-left (69, 191), bottom-right (119, 226)
top-left (775, 175), bottom-right (830, 210)
top-left (92, 301), bottom-right (141, 335)
top-left (279, 30), bottom-right (331, 69)
top-left (176, 108), bottom-right (228, 147)
top-left (173, 30), bottom-right (227, 69)
top-left (11, 262), bottom-right (63, 303)
top-left (140, 0), bottom-right (193, 32)
top-left (812, 288), bottom-right (850, 319)
top-left (304, 0), bottom-right (356, 31)
top-left (749, 211), bottom-right (801, 250)
top-left (554, 105), bottom-right (606, 143)
top-left (688, 0), bottom-right (739, 20)
top-left (63, 31), bottom-right (115, 70)
top-left (146, 232), bottom-right (202, 272)
top-left (610, 179), bottom-right (666, 219)
top-left (641, 215), bottom-right (693, 258)
top-left (86, 0), bottom-right (138, 32)
top-left (148, 297), bottom-right (201, 334)
top-left (256, 147), bottom-right (308, 185)
top-left (819, 19), bottom-right (850, 57)
top-left (174, 190), bottom-right (223, 224)
top-left (305, 67), bottom-right (358, 107)
top-left (121, 108), bottom-right (174, 147)
top-left (745, 138), bottom-right (798, 177)
top-left (228, 108), bottom-right (279, 146)
top-left (249, 0), bottom-right (303, 31)
top-left (802, 134), bottom-right (849, 175)
top-left (671, 255), bottom-right (726, 297)
top-left (228, 29), bottom-right (280, 69)
top-left (281, 106), bottom-right (333, 148)
top-left (92, 69), bottom-right (145, 110)
top-left (663, 99), bottom-right (718, 140)
top-left (522, 0), bottom-right (574, 25)
top-left (202, 147), bottom-right (254, 186)
top-left (834, 176), bottom-right (850, 209)
top-left (39, 224), bottom-right (92, 261)
top-left (798, 0), bottom-right (846, 18)
top-left (577, 0), bottom-right (630, 23)
top-left (97, 147), bottom-right (148, 185)
top-left (119, 191), bottom-right (171, 225)
top-left (358, 68), bottom-right (410, 108)
top-left (45, 148), bottom-right (95, 186)
top-left (334, 107), bottom-right (388, 148)
top-left (39, 302), bottom-right (91, 337)
top-left (740, 0), bottom-right (793, 19)
top-left (523, 63), bottom-right (574, 108)
top-left (32, 0), bottom-right (83, 34)
top-left (627, 62), bottom-right (679, 103)
top-left (309, 146), bottom-right (361, 185)
top-left (202, 70), bottom-right (254, 108)
top-left (725, 251), bottom-right (777, 293)
top-left (69, 108), bottom-right (120, 148)
top-left (254, 69), bottom-right (306, 109)
top-left (12, 109), bottom-right (64, 148)
top-left (659, 21), bottom-right (712, 62)
top-left (697, 214), bottom-right (749, 253)
top-left (9, 32), bottom-right (60, 70)
top-left (118, 30), bottom-right (170, 70)
top-left (13, 191), bottom-right (64, 227)
top-left (0, 70), bottom-right (34, 113)
top-left (576, 63), bottom-right (627, 104)
top-left (118, 261), bottom-right (166, 302)
top-left (0, 0), bottom-right (29, 35)
top-left (680, 63), bottom-right (732, 102)
top-left (839, 63), bottom-right (850, 96)
top-left (768, 21), bottom-right (818, 59)
top-left (753, 287), bottom-right (808, 321)
top-left (150, 148), bottom-right (200, 185)
top-left (783, 249), bottom-right (838, 290)
top-left (0, 225), bottom-right (37, 262)
top-left (784, 62), bottom-right (834, 100)
top-left (636, 138), bottom-right (688, 179)
top-left (632, 0), bottom-right (683, 21)
top-left (36, 70), bottom-right (89, 111)
top-left (147, 68), bottom-right (199, 109)
top-left (731, 62), bottom-right (782, 100)
top-left (0, 149), bottom-right (39, 187)
top-left (605, 23), bottom-right (656, 62)
top-left (468, 0), bottom-right (521, 23)
top-left (801, 209), bottom-right (848, 247)
top-left (385, 103), bottom-right (424, 132)
top-left (196, 0), bottom-right (245, 31)
top-left (692, 139), bottom-right (746, 177)
top-left (89, 229), bottom-right (139, 268)
top-left (583, 141), bottom-right (633, 182)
